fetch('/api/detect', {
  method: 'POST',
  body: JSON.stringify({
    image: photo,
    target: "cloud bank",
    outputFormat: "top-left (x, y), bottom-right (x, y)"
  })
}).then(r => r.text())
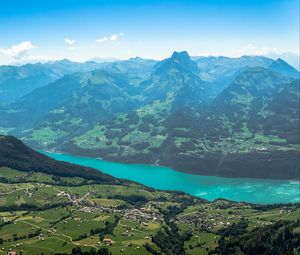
top-left (0, 41), bottom-right (35, 60)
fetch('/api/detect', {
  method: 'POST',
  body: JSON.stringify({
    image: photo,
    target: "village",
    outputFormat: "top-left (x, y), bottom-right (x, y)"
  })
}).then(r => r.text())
top-left (56, 189), bottom-right (164, 223)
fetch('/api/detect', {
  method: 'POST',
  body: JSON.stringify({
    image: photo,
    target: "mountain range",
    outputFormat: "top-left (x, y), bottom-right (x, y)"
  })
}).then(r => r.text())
top-left (0, 51), bottom-right (299, 179)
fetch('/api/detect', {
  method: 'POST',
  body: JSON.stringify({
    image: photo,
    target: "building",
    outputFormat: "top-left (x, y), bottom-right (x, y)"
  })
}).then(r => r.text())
top-left (7, 251), bottom-right (17, 255)
top-left (103, 238), bottom-right (114, 245)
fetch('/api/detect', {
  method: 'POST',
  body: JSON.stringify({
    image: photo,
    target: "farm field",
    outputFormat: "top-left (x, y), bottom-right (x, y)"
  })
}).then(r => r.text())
top-left (0, 167), bottom-right (299, 255)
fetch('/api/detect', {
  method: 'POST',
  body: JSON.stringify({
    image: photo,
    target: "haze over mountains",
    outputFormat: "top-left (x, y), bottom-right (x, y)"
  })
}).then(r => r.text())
top-left (0, 51), bottom-right (299, 180)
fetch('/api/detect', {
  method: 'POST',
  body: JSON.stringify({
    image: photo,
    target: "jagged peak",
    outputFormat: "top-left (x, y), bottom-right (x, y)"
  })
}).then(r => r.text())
top-left (268, 57), bottom-right (299, 78)
top-left (275, 58), bottom-right (286, 63)
top-left (270, 57), bottom-right (296, 68)
top-left (171, 51), bottom-right (191, 61)
top-left (153, 51), bottom-right (199, 76)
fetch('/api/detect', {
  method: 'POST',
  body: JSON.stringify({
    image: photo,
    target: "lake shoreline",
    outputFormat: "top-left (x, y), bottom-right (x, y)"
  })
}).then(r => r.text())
top-left (41, 146), bottom-right (300, 181)
top-left (43, 150), bottom-right (300, 204)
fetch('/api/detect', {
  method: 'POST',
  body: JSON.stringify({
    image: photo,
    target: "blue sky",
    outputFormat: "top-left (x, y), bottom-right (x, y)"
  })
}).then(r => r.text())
top-left (0, 0), bottom-right (299, 64)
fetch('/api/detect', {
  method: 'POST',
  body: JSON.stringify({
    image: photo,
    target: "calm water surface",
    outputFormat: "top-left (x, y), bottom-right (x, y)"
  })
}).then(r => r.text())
top-left (44, 152), bottom-right (300, 204)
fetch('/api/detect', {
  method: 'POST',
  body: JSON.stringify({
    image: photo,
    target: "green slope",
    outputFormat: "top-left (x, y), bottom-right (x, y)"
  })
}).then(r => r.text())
top-left (64, 68), bottom-right (299, 179)
top-left (0, 52), bottom-right (299, 180)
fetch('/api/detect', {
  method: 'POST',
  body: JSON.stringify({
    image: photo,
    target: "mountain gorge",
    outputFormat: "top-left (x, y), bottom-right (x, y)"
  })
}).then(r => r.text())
top-left (0, 52), bottom-right (299, 179)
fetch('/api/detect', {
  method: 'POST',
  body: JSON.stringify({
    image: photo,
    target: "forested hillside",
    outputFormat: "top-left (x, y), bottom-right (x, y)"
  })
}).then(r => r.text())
top-left (0, 52), bottom-right (299, 179)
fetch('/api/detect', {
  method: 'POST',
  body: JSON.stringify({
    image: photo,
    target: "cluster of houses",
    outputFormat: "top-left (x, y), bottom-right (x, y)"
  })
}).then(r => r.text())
top-left (123, 207), bottom-right (163, 223)
top-left (80, 204), bottom-right (164, 224)
top-left (59, 189), bottom-right (165, 225)
top-left (175, 212), bottom-right (232, 230)
top-left (80, 205), bottom-right (118, 214)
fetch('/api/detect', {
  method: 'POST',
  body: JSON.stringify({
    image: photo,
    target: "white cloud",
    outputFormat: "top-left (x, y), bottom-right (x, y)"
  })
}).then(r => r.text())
top-left (232, 44), bottom-right (282, 57)
top-left (95, 37), bottom-right (108, 43)
top-left (0, 41), bottom-right (35, 60)
top-left (64, 38), bottom-right (76, 50)
top-left (64, 38), bottom-right (76, 45)
top-left (110, 34), bottom-right (118, 41)
top-left (96, 33), bottom-right (124, 43)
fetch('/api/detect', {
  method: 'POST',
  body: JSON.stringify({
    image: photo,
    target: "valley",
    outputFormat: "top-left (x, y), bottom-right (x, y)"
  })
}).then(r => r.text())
top-left (1, 1), bottom-right (300, 254)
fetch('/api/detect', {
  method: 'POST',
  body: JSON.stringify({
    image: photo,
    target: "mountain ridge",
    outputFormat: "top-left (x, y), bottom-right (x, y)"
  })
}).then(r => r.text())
top-left (0, 51), bottom-right (299, 180)
top-left (0, 135), bottom-right (118, 184)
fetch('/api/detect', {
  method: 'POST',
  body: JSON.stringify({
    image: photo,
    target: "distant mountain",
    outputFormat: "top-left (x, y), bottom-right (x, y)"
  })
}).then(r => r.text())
top-left (66, 67), bottom-right (299, 180)
top-left (0, 63), bottom-right (60, 101)
top-left (0, 51), bottom-right (206, 143)
top-left (0, 69), bottom-right (141, 147)
top-left (0, 51), bottom-right (299, 180)
top-left (192, 55), bottom-right (273, 98)
top-left (268, 58), bottom-right (299, 79)
top-left (193, 55), bottom-right (273, 82)
top-left (213, 67), bottom-right (291, 125)
top-left (0, 58), bottom-right (159, 102)
top-left (144, 51), bottom-right (208, 106)
top-left (1, 54), bottom-right (297, 102)
top-left (0, 60), bottom-right (107, 101)
top-left (260, 79), bottom-right (299, 143)
top-left (104, 57), bottom-right (157, 79)
top-left (89, 57), bottom-right (119, 63)
top-left (155, 51), bottom-right (199, 76)
top-left (192, 55), bottom-right (299, 98)
top-left (266, 52), bottom-right (300, 71)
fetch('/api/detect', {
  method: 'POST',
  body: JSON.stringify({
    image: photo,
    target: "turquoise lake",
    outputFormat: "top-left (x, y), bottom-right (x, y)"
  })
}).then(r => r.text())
top-left (44, 152), bottom-right (300, 204)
